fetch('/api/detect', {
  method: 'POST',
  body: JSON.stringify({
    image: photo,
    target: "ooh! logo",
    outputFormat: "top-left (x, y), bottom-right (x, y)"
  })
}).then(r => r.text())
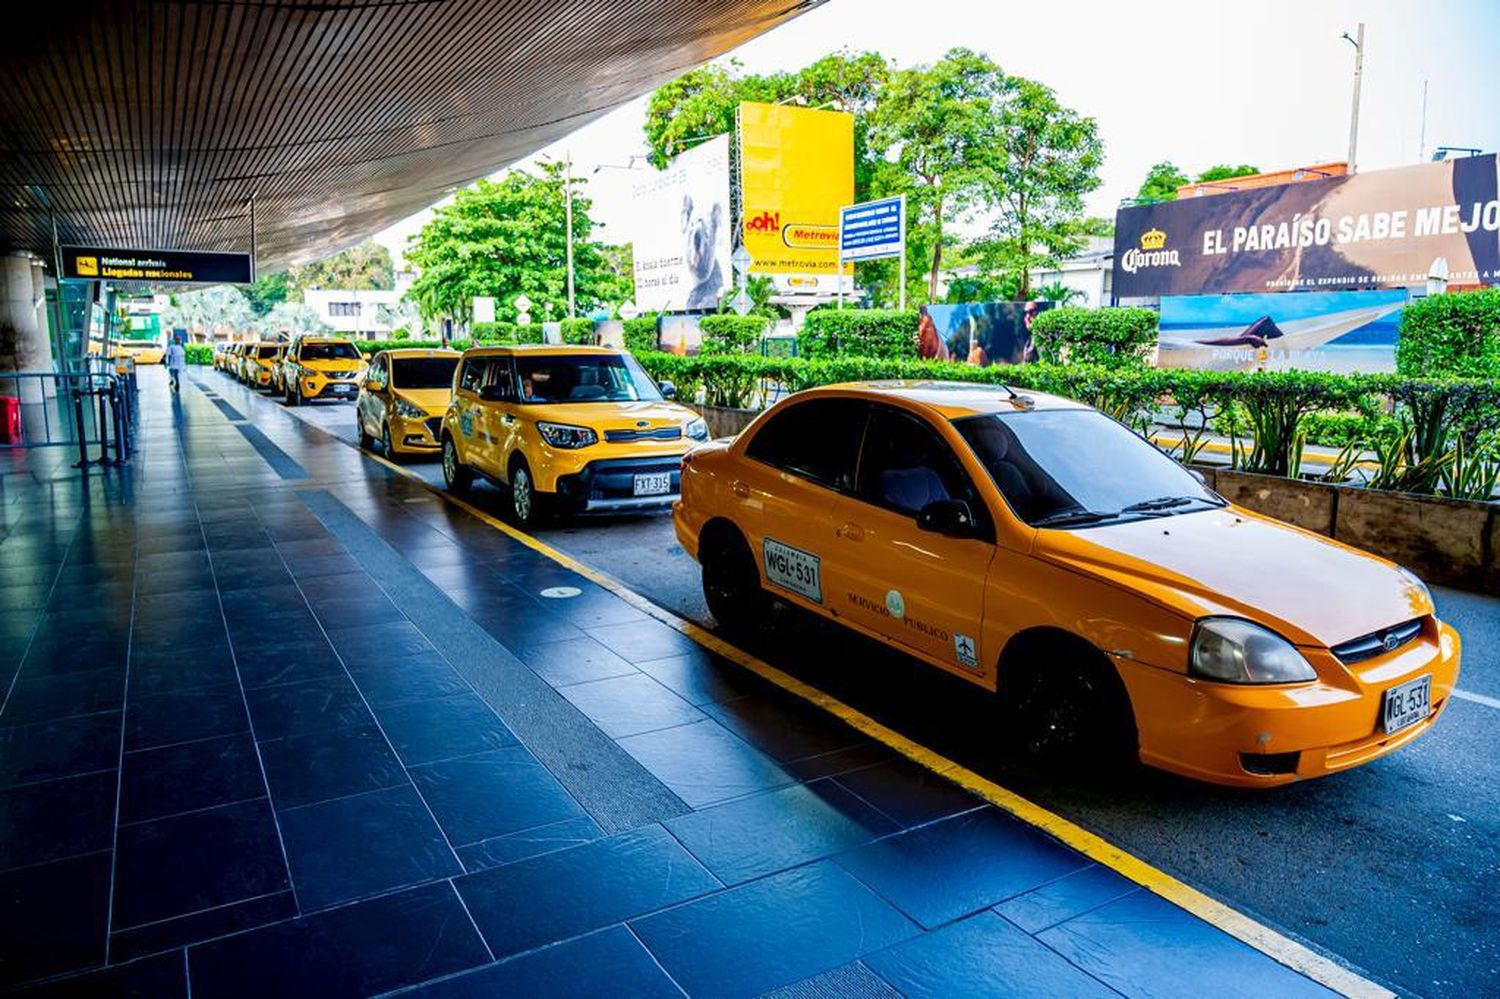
top-left (744, 211), bottom-right (781, 232)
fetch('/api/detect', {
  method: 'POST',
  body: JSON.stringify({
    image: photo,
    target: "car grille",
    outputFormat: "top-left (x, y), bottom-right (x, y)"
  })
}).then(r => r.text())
top-left (1330, 619), bottom-right (1423, 665)
top-left (604, 426), bottom-right (682, 443)
top-left (327, 370), bottom-right (357, 380)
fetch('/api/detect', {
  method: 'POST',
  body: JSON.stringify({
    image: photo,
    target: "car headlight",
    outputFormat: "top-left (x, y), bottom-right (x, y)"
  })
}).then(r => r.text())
top-left (1395, 566), bottom-right (1431, 608)
top-left (536, 421), bottom-right (597, 449)
top-left (394, 400), bottom-right (427, 419)
top-left (685, 417), bottom-right (709, 441)
top-left (1189, 617), bottom-right (1317, 684)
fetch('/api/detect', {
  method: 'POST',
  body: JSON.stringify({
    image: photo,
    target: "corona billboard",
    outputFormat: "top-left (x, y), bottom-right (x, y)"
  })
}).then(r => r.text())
top-left (737, 102), bottom-right (854, 291)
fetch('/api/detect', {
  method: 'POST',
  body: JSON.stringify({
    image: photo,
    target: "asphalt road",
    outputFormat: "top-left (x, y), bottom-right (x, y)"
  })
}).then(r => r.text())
top-left (262, 381), bottom-right (1496, 998)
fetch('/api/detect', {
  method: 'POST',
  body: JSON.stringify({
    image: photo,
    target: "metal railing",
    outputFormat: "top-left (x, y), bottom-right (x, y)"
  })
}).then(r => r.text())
top-left (0, 366), bottom-right (134, 467)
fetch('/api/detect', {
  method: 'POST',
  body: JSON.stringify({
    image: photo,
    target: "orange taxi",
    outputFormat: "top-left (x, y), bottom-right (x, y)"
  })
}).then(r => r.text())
top-left (673, 381), bottom-right (1461, 787)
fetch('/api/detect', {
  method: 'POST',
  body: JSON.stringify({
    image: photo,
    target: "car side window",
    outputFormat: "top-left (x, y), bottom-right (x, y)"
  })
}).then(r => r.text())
top-left (483, 357), bottom-right (516, 401)
top-left (458, 357), bottom-right (489, 394)
top-left (744, 398), bottom-right (868, 492)
top-left (367, 356), bottom-right (385, 389)
top-left (856, 405), bottom-right (989, 530)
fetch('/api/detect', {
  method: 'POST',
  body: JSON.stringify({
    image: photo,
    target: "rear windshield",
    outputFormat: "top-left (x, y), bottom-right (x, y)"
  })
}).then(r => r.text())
top-left (391, 356), bottom-right (459, 390)
top-left (513, 353), bottom-right (662, 404)
top-left (301, 342), bottom-right (360, 361)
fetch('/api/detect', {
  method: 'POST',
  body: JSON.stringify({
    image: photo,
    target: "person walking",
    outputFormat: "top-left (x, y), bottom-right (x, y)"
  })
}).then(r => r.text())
top-left (165, 337), bottom-right (186, 392)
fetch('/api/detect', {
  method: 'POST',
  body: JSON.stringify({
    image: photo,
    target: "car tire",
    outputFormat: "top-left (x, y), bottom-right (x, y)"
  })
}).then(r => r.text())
top-left (290, 382), bottom-right (303, 407)
top-left (382, 422), bottom-right (401, 463)
top-left (1000, 638), bottom-right (1138, 769)
top-left (701, 524), bottom-right (768, 634)
top-left (508, 460), bottom-right (546, 528)
top-left (442, 437), bottom-right (472, 494)
top-left (357, 417), bottom-right (373, 450)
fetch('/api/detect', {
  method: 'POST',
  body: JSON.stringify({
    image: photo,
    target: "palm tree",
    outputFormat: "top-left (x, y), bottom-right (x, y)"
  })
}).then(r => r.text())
top-left (1036, 281), bottom-right (1083, 306)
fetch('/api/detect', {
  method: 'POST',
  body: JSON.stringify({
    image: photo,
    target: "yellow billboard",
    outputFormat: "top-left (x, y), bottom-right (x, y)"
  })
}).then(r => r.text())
top-left (737, 102), bottom-right (854, 283)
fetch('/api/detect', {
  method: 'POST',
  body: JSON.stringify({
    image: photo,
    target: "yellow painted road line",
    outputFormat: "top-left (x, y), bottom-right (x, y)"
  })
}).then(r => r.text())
top-left (359, 446), bottom-right (1389, 999)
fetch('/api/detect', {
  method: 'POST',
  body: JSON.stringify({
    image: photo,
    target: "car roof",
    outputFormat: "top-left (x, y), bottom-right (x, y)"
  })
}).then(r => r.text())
top-left (380, 347), bottom-right (460, 358)
top-left (804, 380), bottom-right (1089, 419)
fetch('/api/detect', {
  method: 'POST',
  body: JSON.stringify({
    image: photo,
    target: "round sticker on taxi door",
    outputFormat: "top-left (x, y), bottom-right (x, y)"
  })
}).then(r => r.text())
top-left (885, 590), bottom-right (905, 620)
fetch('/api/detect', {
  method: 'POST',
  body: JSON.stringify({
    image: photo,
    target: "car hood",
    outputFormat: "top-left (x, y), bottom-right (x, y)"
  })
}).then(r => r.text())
top-left (303, 359), bottom-right (361, 372)
top-left (394, 388), bottom-right (451, 414)
top-left (521, 400), bottom-right (698, 431)
top-left (1034, 505), bottom-right (1432, 648)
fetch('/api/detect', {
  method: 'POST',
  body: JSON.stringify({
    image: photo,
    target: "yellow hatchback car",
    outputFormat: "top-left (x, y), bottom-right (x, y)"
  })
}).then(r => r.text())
top-left (282, 336), bottom-right (363, 405)
top-left (440, 345), bottom-right (708, 525)
top-left (357, 348), bottom-right (461, 458)
top-left (242, 342), bottom-right (284, 390)
top-left (673, 381), bottom-right (1461, 787)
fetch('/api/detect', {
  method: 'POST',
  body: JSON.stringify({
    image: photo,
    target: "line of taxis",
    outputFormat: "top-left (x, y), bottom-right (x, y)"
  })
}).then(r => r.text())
top-left (217, 334), bottom-right (1461, 788)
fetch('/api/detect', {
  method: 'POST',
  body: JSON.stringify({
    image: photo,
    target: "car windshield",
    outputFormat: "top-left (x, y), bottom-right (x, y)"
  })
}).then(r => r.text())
top-left (513, 353), bottom-right (662, 404)
top-left (255, 346), bottom-right (279, 358)
top-left (391, 356), bottom-right (458, 390)
top-left (300, 342), bottom-right (359, 361)
top-left (954, 409), bottom-right (1223, 528)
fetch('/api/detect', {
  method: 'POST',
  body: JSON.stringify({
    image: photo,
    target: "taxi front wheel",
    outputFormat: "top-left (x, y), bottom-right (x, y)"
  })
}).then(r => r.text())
top-left (701, 526), bottom-right (768, 634)
top-left (1000, 638), bottom-right (1137, 769)
top-left (442, 438), bottom-right (473, 494)
top-left (508, 461), bottom-right (547, 528)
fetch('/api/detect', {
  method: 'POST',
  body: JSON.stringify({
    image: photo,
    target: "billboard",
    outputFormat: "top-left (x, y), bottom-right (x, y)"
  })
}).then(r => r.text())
top-left (631, 134), bottom-right (731, 312)
top-left (1159, 289), bottom-right (1406, 373)
top-left (1112, 154), bottom-right (1500, 298)
top-left (840, 196), bottom-right (905, 261)
top-left (739, 102), bottom-right (854, 292)
top-left (918, 301), bottom-right (1054, 366)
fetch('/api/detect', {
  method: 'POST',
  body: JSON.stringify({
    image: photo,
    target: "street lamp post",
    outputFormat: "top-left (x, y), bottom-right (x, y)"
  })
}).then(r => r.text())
top-left (564, 150), bottom-right (576, 320)
top-left (1342, 23), bottom-right (1365, 173)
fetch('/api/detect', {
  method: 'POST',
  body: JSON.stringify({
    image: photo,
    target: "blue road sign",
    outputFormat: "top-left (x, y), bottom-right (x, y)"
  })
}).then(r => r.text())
top-left (839, 196), bottom-right (905, 261)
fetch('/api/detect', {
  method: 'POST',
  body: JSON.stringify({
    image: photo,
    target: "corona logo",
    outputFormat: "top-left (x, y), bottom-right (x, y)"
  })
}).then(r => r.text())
top-left (744, 211), bottom-right (781, 232)
top-left (1121, 228), bottom-right (1181, 274)
top-left (1140, 228), bottom-right (1167, 251)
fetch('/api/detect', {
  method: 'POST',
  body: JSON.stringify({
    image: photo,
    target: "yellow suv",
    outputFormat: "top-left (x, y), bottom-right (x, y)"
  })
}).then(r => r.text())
top-left (357, 348), bottom-right (461, 459)
top-left (440, 345), bottom-right (708, 526)
top-left (242, 342), bottom-right (284, 390)
top-left (281, 336), bottom-right (363, 405)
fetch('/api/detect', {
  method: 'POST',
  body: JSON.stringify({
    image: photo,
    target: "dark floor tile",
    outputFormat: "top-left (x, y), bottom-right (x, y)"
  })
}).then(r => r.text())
top-left (865, 910), bottom-right (1117, 999)
top-left (0, 712), bottom-right (121, 788)
top-left (0, 850), bottom-right (111, 987)
top-left (455, 824), bottom-right (720, 959)
top-left (762, 962), bottom-right (902, 998)
top-left (0, 668), bottom-right (123, 727)
top-left (259, 721), bottom-right (406, 810)
top-left (112, 798), bottom-right (289, 929)
top-left (528, 588), bottom-right (648, 629)
top-left (274, 536), bottom-right (346, 559)
top-left (346, 653), bottom-right (469, 706)
top-left (702, 694), bottom-right (863, 765)
top-left (455, 814), bottom-right (604, 874)
top-left (666, 779), bottom-right (897, 886)
top-left (233, 638), bottom-right (345, 688)
top-left (835, 808), bottom-right (1091, 930)
top-left (585, 619), bottom-right (700, 664)
top-left (244, 674), bottom-right (372, 740)
top-left (22, 628), bottom-right (129, 675)
top-left (16, 949), bottom-right (188, 998)
top-left (783, 742), bottom-right (897, 782)
top-left (832, 757), bottom-right (986, 828)
top-left (372, 693), bottom-right (517, 765)
top-left (411, 746), bottom-right (585, 847)
top-left (213, 561), bottom-right (293, 593)
top-left (326, 621), bottom-right (434, 665)
top-left (468, 604), bottom-right (583, 647)
top-left (994, 864), bottom-right (1141, 934)
top-left (288, 553), bottom-right (364, 580)
top-left (618, 718), bottom-right (793, 808)
top-left (406, 924), bottom-right (680, 998)
top-left (111, 889), bottom-right (297, 965)
top-left (308, 595), bottom-right (406, 629)
top-left (187, 882), bottom-right (487, 999)
top-left (0, 770), bottom-right (115, 871)
top-left (632, 861), bottom-right (917, 998)
top-left (128, 647), bottom-right (238, 696)
top-left (1037, 890), bottom-right (1332, 998)
top-left (560, 672), bottom-right (706, 738)
top-left (126, 683), bottom-right (248, 751)
top-left (134, 567), bottom-right (217, 596)
top-left (277, 784), bottom-right (460, 911)
top-left (512, 636), bottom-right (639, 687)
top-left (634, 648), bottom-right (772, 706)
top-left (136, 549), bottom-right (211, 574)
top-left (120, 733), bottom-right (265, 824)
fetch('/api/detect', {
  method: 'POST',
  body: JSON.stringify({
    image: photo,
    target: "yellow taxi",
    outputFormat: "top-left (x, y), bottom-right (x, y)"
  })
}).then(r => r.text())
top-left (241, 342), bottom-right (284, 390)
top-left (357, 348), bottom-right (460, 459)
top-left (281, 335), bottom-right (363, 405)
top-left (116, 340), bottom-right (165, 365)
top-left (673, 381), bottom-right (1461, 787)
top-left (440, 345), bottom-right (708, 526)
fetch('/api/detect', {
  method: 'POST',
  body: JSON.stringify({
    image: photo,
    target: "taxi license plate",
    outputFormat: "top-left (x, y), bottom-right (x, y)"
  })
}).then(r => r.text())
top-left (330, 383), bottom-right (354, 394)
top-left (1382, 674), bottom-right (1431, 735)
top-left (632, 472), bottom-right (671, 496)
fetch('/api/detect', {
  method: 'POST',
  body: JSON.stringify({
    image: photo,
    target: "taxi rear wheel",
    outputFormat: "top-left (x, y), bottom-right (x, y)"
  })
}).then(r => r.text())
top-left (701, 525), bottom-right (767, 634)
top-left (1002, 638), bottom-right (1137, 768)
top-left (442, 437), bottom-right (472, 494)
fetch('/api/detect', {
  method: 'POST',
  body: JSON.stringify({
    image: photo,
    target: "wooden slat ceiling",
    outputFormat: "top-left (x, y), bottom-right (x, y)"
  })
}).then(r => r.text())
top-left (0, 0), bottom-right (821, 274)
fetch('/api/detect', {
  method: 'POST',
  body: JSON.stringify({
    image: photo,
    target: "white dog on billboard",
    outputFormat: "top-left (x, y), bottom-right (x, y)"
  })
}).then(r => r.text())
top-left (682, 194), bottom-right (725, 310)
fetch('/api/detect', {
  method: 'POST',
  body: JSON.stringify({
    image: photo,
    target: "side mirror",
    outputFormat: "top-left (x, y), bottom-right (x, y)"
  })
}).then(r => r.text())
top-left (658, 380), bottom-right (677, 400)
top-left (916, 499), bottom-right (978, 537)
top-left (362, 352), bottom-right (372, 361)
top-left (478, 383), bottom-right (509, 403)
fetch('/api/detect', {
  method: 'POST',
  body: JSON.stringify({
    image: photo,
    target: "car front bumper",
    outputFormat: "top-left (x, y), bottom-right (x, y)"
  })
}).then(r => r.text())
top-left (552, 455), bottom-right (683, 513)
top-left (388, 414), bottom-right (444, 454)
top-left (301, 374), bottom-right (360, 400)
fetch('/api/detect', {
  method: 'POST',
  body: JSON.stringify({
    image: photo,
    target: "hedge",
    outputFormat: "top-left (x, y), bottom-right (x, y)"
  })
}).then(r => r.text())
top-left (1397, 288), bottom-right (1500, 378)
top-left (1029, 306), bottom-right (1158, 367)
top-left (699, 314), bottom-right (771, 354)
top-left (185, 344), bottom-right (213, 365)
top-left (559, 318), bottom-right (595, 345)
top-left (798, 308), bottom-right (919, 359)
top-left (622, 315), bottom-right (660, 354)
top-left (471, 321), bottom-right (520, 342)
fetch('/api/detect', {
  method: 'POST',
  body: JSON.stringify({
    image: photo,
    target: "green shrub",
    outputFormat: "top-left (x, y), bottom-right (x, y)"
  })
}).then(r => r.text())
top-left (1397, 288), bottom-right (1500, 378)
top-left (1029, 306), bottom-right (1158, 367)
top-left (471, 321), bottom-right (520, 343)
top-left (185, 343), bottom-right (213, 365)
top-left (559, 318), bottom-right (596, 345)
top-left (798, 308), bottom-right (919, 359)
top-left (699, 314), bottom-right (771, 355)
top-left (622, 315), bottom-right (659, 354)
top-left (390, 326), bottom-right (411, 341)
top-left (514, 323), bottom-right (544, 345)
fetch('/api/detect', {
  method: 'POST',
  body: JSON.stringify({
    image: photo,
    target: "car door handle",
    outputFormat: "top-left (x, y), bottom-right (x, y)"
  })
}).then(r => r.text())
top-left (836, 522), bottom-right (865, 541)
top-left (731, 479), bottom-right (750, 498)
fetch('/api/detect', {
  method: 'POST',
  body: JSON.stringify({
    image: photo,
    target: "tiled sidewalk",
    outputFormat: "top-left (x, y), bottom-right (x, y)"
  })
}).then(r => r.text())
top-left (0, 369), bottom-right (1336, 997)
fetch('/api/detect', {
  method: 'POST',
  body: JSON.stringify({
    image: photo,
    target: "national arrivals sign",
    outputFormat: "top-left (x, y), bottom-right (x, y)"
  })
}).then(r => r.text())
top-left (61, 246), bottom-right (254, 284)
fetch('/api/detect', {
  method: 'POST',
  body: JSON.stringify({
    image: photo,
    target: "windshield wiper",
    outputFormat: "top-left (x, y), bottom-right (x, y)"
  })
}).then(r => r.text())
top-left (1031, 509), bottom-right (1121, 528)
top-left (1120, 495), bottom-right (1196, 513)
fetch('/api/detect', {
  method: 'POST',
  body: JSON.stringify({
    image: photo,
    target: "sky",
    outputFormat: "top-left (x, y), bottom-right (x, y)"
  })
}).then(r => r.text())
top-left (374, 0), bottom-right (1500, 270)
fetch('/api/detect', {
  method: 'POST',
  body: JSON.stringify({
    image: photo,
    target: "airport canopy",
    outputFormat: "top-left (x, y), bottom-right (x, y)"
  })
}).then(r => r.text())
top-left (0, 0), bottom-right (818, 274)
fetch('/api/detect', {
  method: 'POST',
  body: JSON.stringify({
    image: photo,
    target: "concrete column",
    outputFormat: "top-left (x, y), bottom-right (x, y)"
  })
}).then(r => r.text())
top-left (30, 259), bottom-right (56, 397)
top-left (1, 253), bottom-right (50, 403)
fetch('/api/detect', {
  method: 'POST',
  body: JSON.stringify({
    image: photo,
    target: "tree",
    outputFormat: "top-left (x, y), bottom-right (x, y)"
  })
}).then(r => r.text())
top-left (161, 286), bottom-right (254, 339)
top-left (244, 272), bottom-right (290, 316)
top-left (1137, 161), bottom-right (1189, 202)
top-left (254, 302), bottom-right (331, 338)
top-left (405, 162), bottom-right (619, 324)
top-left (1196, 163), bottom-right (1260, 183)
top-left (1036, 280), bottom-right (1084, 305)
top-left (288, 240), bottom-right (395, 293)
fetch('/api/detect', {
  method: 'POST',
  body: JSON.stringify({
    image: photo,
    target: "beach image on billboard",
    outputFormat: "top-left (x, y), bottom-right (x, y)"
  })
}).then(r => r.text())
top-left (1158, 289), bottom-right (1407, 373)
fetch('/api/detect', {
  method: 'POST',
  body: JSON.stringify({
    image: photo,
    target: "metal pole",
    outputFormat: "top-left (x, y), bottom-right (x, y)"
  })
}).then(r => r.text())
top-left (1344, 23), bottom-right (1365, 173)
top-left (897, 194), bottom-right (908, 312)
top-left (1418, 79), bottom-right (1428, 161)
top-left (564, 151), bottom-right (576, 320)
top-left (248, 194), bottom-right (258, 282)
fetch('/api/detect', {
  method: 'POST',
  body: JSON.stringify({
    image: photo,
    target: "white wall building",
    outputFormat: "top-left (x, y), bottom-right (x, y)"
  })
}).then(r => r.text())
top-left (301, 288), bottom-right (402, 334)
top-left (939, 236), bottom-right (1115, 307)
